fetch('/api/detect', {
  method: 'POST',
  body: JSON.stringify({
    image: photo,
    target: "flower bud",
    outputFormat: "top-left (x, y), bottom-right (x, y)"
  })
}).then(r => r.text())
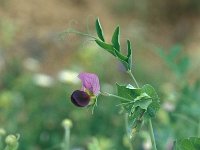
top-left (71, 90), bottom-right (90, 107)
top-left (5, 135), bottom-right (18, 146)
top-left (62, 119), bottom-right (73, 128)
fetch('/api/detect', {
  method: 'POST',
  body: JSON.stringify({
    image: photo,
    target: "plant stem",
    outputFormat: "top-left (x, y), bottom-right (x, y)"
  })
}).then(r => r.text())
top-left (125, 114), bottom-right (134, 150)
top-left (62, 127), bottom-right (70, 150)
top-left (0, 137), bottom-right (2, 150)
top-left (198, 120), bottom-right (200, 137)
top-left (127, 70), bottom-right (139, 88)
top-left (127, 70), bottom-right (157, 150)
top-left (101, 92), bottom-right (132, 102)
top-left (148, 119), bottom-right (157, 150)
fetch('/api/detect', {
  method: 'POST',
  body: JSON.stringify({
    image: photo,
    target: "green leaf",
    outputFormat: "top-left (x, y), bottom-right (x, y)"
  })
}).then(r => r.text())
top-left (141, 84), bottom-right (160, 118)
top-left (95, 18), bottom-right (105, 42)
top-left (116, 84), bottom-right (152, 114)
top-left (95, 39), bottom-right (116, 56)
top-left (127, 109), bottom-right (144, 139)
top-left (116, 83), bottom-right (141, 112)
top-left (142, 84), bottom-right (159, 100)
top-left (115, 50), bottom-right (127, 61)
top-left (134, 92), bottom-right (150, 101)
top-left (134, 93), bottom-right (152, 110)
top-left (111, 26), bottom-right (120, 51)
top-left (117, 84), bottom-right (158, 139)
top-left (115, 50), bottom-right (130, 71)
top-left (127, 40), bottom-right (132, 69)
top-left (175, 137), bottom-right (200, 150)
top-left (134, 99), bottom-right (152, 110)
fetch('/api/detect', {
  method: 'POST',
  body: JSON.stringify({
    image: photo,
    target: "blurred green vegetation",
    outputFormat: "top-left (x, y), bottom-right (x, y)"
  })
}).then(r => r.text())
top-left (0, 0), bottom-right (200, 149)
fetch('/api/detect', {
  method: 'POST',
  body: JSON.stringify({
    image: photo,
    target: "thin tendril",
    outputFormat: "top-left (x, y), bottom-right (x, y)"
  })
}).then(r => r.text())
top-left (61, 29), bottom-right (98, 40)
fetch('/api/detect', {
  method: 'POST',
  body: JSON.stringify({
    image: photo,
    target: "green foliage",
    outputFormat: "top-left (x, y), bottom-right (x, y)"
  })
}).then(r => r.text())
top-left (0, 56), bottom-right (128, 150)
top-left (116, 84), bottom-right (159, 117)
top-left (95, 18), bottom-right (105, 42)
top-left (126, 40), bottom-right (132, 69)
top-left (95, 40), bottom-right (116, 56)
top-left (116, 84), bottom-right (160, 138)
top-left (174, 137), bottom-right (200, 150)
top-left (142, 84), bottom-right (160, 118)
top-left (95, 18), bottom-right (132, 71)
top-left (111, 26), bottom-right (120, 51)
top-left (2, 16), bottom-right (199, 150)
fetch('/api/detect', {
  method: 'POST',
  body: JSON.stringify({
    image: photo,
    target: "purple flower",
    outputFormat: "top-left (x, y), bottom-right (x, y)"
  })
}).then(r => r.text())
top-left (78, 72), bottom-right (100, 96)
top-left (71, 90), bottom-right (90, 107)
top-left (71, 72), bottom-right (100, 107)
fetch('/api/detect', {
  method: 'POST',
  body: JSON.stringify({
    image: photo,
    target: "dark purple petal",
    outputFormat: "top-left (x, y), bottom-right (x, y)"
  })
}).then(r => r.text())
top-left (71, 90), bottom-right (90, 107)
top-left (78, 72), bottom-right (100, 96)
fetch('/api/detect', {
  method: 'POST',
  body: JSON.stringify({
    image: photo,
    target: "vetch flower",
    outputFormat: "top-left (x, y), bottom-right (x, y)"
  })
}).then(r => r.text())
top-left (71, 72), bottom-right (100, 107)
top-left (78, 72), bottom-right (100, 96)
top-left (71, 90), bottom-right (90, 107)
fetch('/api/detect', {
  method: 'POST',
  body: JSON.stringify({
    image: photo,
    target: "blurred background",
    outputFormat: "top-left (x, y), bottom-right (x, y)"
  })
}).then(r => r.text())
top-left (0, 0), bottom-right (200, 149)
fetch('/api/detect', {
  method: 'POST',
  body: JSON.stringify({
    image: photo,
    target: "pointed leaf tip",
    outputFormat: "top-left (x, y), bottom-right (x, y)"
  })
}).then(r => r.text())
top-left (127, 40), bottom-right (132, 69)
top-left (112, 26), bottom-right (120, 51)
top-left (95, 18), bottom-right (105, 42)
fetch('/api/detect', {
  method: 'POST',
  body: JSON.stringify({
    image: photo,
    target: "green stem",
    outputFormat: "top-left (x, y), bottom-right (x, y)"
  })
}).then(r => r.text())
top-left (62, 127), bottom-right (70, 150)
top-left (148, 119), bottom-right (157, 150)
top-left (0, 137), bottom-right (2, 150)
top-left (198, 120), bottom-right (200, 137)
top-left (127, 70), bottom-right (139, 88)
top-left (125, 114), bottom-right (134, 150)
top-left (127, 70), bottom-right (157, 150)
top-left (101, 92), bottom-right (132, 102)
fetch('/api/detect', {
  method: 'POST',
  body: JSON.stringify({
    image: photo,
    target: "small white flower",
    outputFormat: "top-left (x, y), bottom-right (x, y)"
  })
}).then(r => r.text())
top-left (162, 101), bottom-right (175, 112)
top-left (57, 70), bottom-right (79, 84)
top-left (23, 58), bottom-right (40, 72)
top-left (33, 74), bottom-right (54, 87)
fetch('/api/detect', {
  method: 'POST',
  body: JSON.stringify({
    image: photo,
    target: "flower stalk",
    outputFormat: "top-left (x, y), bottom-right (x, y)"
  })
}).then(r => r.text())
top-left (127, 70), bottom-right (157, 150)
top-left (148, 119), bottom-right (157, 150)
top-left (61, 119), bottom-right (73, 150)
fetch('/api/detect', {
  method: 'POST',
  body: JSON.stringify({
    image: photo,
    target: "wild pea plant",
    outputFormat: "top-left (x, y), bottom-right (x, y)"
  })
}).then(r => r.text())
top-left (68, 18), bottom-right (160, 150)
top-left (67, 18), bottom-right (200, 150)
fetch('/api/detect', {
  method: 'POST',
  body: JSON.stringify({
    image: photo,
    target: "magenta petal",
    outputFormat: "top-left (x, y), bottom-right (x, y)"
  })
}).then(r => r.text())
top-left (78, 72), bottom-right (100, 95)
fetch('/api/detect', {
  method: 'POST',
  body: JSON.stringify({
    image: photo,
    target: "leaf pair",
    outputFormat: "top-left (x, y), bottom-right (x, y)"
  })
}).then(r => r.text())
top-left (95, 18), bottom-right (132, 71)
top-left (117, 84), bottom-right (160, 117)
top-left (117, 84), bottom-right (160, 138)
